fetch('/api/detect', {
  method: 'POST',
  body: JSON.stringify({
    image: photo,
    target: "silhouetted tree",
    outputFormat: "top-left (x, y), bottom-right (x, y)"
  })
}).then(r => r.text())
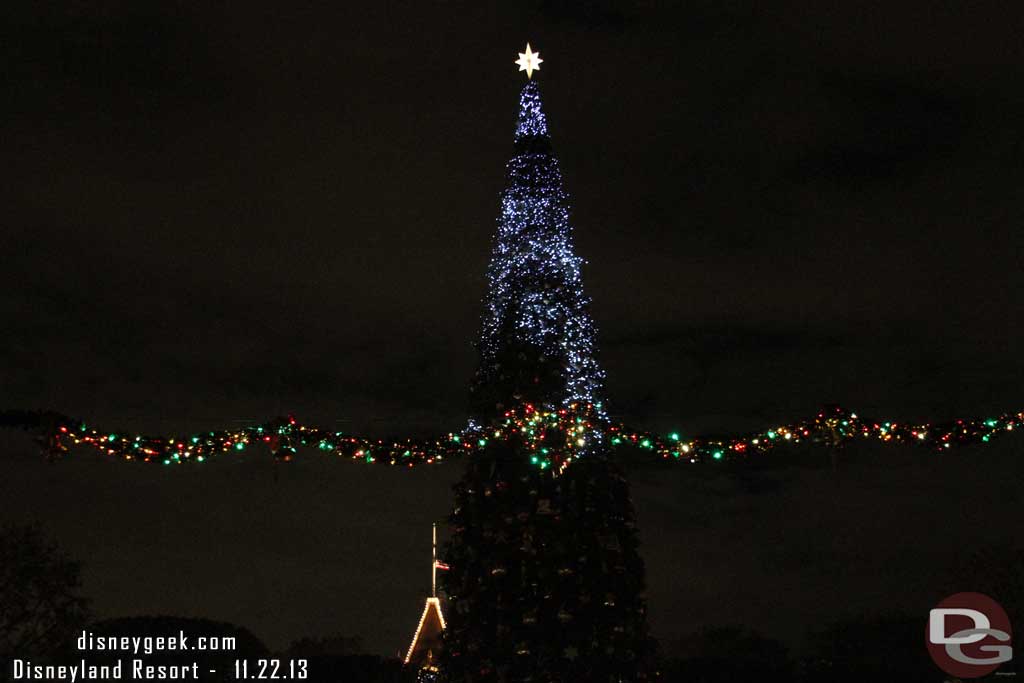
top-left (803, 614), bottom-right (934, 682)
top-left (0, 523), bottom-right (90, 657)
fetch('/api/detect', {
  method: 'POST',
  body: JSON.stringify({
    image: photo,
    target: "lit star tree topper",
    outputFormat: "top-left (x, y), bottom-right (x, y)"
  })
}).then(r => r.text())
top-left (515, 43), bottom-right (543, 79)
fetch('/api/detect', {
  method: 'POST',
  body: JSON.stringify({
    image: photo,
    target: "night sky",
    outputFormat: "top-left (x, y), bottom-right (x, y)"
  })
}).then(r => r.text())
top-left (2, 0), bottom-right (1023, 660)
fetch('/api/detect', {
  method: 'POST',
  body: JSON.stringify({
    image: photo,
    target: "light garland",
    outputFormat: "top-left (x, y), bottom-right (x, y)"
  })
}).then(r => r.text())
top-left (3, 404), bottom-right (1021, 470)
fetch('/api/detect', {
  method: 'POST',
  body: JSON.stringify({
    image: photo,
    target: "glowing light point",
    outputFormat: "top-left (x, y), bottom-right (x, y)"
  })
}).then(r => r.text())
top-left (515, 43), bottom-right (543, 79)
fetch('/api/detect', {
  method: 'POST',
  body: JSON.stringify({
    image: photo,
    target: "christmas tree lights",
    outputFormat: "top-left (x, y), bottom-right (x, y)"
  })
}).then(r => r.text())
top-left (470, 81), bottom-right (606, 424)
top-left (4, 404), bottom-right (1021, 469)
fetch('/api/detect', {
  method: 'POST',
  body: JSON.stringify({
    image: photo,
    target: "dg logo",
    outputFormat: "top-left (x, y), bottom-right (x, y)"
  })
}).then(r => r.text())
top-left (927, 592), bottom-right (1013, 678)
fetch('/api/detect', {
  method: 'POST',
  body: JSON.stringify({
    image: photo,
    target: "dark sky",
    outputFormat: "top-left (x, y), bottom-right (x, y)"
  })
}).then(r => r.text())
top-left (2, 0), bottom-right (1023, 660)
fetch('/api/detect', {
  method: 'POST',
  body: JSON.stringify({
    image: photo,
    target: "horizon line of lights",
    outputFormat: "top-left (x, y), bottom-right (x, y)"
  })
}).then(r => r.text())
top-left (4, 404), bottom-right (1022, 470)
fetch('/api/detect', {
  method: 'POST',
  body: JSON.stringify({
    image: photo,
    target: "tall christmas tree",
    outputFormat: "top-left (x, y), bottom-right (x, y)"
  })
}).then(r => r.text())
top-left (469, 69), bottom-right (606, 423)
top-left (442, 47), bottom-right (655, 683)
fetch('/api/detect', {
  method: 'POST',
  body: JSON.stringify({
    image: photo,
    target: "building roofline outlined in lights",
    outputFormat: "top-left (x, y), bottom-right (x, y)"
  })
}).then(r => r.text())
top-left (403, 524), bottom-right (447, 667)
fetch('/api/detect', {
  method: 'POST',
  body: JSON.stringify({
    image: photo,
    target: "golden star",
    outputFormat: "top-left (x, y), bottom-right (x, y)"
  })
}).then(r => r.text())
top-left (515, 43), bottom-right (543, 79)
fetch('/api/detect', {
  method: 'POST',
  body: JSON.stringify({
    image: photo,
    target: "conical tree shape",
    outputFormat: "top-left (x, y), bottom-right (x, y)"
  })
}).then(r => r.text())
top-left (442, 83), bottom-right (655, 683)
top-left (470, 82), bottom-right (606, 423)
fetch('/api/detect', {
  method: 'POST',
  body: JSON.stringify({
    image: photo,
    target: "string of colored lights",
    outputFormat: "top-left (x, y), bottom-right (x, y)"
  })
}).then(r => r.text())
top-left (2, 404), bottom-right (1020, 470)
